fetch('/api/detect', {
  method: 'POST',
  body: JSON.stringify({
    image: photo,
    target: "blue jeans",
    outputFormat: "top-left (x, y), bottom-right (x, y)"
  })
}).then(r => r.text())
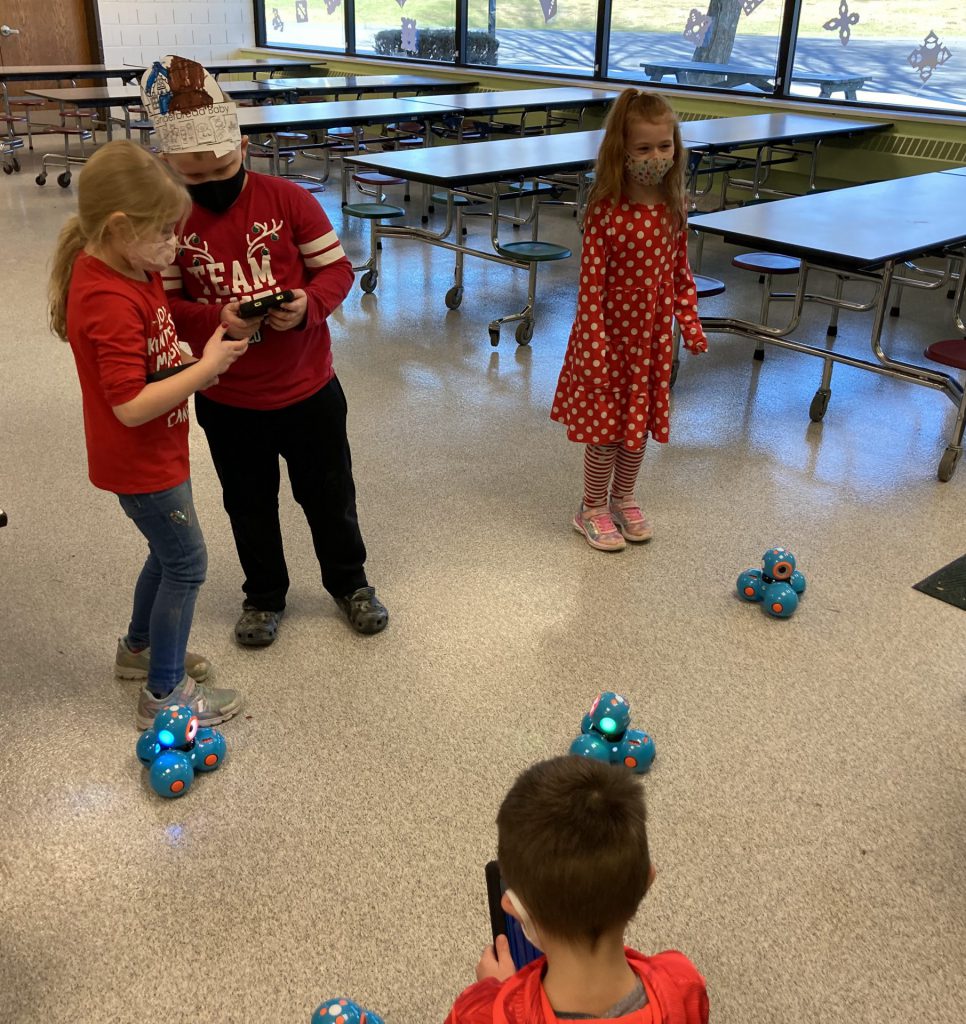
top-left (118, 479), bottom-right (208, 697)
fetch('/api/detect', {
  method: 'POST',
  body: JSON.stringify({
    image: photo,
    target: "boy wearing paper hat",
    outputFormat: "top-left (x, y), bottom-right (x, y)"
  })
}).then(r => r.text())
top-left (141, 56), bottom-right (389, 647)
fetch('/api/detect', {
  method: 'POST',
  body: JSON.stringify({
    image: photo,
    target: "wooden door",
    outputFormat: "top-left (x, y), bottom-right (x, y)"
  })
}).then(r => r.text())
top-left (0, 0), bottom-right (98, 94)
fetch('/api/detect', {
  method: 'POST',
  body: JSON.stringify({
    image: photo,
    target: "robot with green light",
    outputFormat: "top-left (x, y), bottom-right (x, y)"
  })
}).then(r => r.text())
top-left (569, 691), bottom-right (655, 774)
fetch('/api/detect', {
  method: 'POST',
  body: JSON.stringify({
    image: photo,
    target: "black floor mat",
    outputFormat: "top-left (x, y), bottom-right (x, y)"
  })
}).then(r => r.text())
top-left (913, 554), bottom-right (966, 611)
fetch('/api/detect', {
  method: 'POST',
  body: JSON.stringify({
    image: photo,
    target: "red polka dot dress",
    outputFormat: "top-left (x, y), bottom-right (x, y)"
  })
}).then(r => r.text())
top-left (551, 199), bottom-right (707, 449)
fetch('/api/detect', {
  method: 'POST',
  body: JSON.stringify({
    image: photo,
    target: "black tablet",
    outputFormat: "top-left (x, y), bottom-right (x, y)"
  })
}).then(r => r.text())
top-left (485, 860), bottom-right (543, 970)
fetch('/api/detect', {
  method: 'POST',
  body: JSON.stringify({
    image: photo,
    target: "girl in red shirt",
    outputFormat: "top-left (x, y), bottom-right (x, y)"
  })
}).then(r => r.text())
top-left (48, 140), bottom-right (249, 729)
top-left (551, 91), bottom-right (708, 552)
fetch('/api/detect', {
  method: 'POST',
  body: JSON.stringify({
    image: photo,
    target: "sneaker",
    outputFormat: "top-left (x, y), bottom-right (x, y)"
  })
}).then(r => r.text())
top-left (136, 675), bottom-right (242, 731)
top-left (115, 638), bottom-right (211, 683)
top-left (336, 586), bottom-right (389, 635)
top-left (608, 498), bottom-right (654, 543)
top-left (572, 504), bottom-right (626, 552)
top-left (235, 607), bottom-right (283, 647)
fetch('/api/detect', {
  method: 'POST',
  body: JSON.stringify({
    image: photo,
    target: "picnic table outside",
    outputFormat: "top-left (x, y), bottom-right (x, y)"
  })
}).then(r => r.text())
top-left (640, 59), bottom-right (864, 99)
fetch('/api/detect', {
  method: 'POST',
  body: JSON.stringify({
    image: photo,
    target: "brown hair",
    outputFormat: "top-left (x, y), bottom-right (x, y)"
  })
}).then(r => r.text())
top-left (48, 140), bottom-right (190, 342)
top-left (496, 756), bottom-right (651, 948)
top-left (588, 89), bottom-right (687, 234)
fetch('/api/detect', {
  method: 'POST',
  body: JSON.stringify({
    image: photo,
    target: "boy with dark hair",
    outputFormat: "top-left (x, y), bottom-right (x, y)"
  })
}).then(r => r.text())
top-left (139, 56), bottom-right (388, 649)
top-left (449, 757), bottom-right (708, 1024)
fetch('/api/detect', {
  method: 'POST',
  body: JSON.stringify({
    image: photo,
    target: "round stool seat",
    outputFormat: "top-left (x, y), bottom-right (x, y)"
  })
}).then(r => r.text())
top-left (10, 97), bottom-right (46, 107)
top-left (431, 190), bottom-right (478, 206)
top-left (273, 131), bottom-right (309, 141)
top-left (732, 252), bottom-right (801, 274)
top-left (352, 171), bottom-right (406, 186)
top-left (924, 338), bottom-right (966, 371)
top-left (693, 274), bottom-right (726, 298)
top-left (343, 202), bottom-right (405, 220)
top-left (495, 240), bottom-right (572, 262)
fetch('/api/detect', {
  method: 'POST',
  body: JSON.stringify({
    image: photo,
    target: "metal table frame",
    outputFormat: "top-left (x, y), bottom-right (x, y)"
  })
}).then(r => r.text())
top-left (689, 172), bottom-right (966, 481)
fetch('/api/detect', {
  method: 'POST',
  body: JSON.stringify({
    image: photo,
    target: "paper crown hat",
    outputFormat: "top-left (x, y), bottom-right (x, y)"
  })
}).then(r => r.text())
top-left (140, 55), bottom-right (241, 157)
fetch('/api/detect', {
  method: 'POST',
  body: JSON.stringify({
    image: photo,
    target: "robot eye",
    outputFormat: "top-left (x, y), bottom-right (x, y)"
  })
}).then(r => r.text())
top-left (773, 561), bottom-right (792, 579)
top-left (187, 717), bottom-right (199, 742)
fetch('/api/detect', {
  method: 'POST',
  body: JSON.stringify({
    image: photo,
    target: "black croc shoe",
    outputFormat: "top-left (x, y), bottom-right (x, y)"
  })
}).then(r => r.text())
top-left (336, 586), bottom-right (388, 635)
top-left (235, 607), bottom-right (283, 647)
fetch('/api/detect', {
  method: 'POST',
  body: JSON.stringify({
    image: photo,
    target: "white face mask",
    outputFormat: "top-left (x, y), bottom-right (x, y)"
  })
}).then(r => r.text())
top-left (625, 154), bottom-right (674, 187)
top-left (505, 888), bottom-right (542, 949)
top-left (126, 233), bottom-right (178, 273)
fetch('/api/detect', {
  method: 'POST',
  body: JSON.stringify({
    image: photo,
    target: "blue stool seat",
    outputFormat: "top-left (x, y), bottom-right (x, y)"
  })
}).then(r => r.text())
top-left (343, 203), bottom-right (405, 220)
top-left (495, 240), bottom-right (571, 262)
top-left (693, 274), bottom-right (726, 298)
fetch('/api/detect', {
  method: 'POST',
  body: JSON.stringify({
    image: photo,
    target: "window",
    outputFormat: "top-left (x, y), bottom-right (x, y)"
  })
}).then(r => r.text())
top-left (609, 0), bottom-right (785, 91)
top-left (464, 0), bottom-right (596, 75)
top-left (254, 0), bottom-right (966, 116)
top-left (791, 0), bottom-right (965, 111)
top-left (355, 0), bottom-right (458, 63)
top-left (262, 0), bottom-right (348, 52)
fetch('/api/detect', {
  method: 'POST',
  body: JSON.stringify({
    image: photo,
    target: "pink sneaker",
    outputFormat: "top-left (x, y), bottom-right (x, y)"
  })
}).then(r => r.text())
top-left (609, 498), bottom-right (653, 542)
top-left (573, 504), bottom-right (626, 552)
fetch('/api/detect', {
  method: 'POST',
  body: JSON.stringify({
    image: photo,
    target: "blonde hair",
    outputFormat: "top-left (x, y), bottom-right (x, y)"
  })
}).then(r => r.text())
top-left (48, 140), bottom-right (190, 342)
top-left (588, 90), bottom-right (687, 234)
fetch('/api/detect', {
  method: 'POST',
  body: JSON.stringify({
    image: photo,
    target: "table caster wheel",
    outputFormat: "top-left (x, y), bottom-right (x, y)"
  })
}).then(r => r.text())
top-left (57, 171), bottom-right (71, 188)
top-left (515, 321), bottom-right (533, 345)
top-left (489, 327), bottom-right (500, 347)
top-left (938, 446), bottom-right (961, 482)
top-left (36, 174), bottom-right (47, 186)
top-left (808, 390), bottom-right (830, 422)
top-left (445, 285), bottom-right (463, 310)
top-left (2, 163), bottom-right (11, 175)
top-left (359, 269), bottom-right (377, 293)
top-left (669, 358), bottom-right (679, 388)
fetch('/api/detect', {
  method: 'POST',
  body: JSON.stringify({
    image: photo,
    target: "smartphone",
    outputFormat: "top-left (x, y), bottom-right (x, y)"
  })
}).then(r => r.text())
top-left (485, 860), bottom-right (543, 970)
top-left (238, 289), bottom-right (295, 319)
top-left (146, 363), bottom-right (191, 383)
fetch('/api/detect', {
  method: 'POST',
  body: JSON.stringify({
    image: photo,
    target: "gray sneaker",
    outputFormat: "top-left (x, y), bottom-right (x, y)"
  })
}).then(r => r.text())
top-left (136, 675), bottom-right (243, 731)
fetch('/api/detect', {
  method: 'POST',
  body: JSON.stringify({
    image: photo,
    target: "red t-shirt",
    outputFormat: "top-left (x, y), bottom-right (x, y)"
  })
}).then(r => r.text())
top-left (446, 948), bottom-right (708, 1024)
top-left (162, 171), bottom-right (355, 411)
top-left (65, 252), bottom-right (190, 495)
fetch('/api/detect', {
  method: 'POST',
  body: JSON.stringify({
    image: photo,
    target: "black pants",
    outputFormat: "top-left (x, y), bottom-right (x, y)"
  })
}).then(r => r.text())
top-left (195, 377), bottom-right (368, 611)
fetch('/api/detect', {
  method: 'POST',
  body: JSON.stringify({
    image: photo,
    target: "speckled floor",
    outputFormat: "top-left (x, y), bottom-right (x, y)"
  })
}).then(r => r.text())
top-left (0, 139), bottom-right (964, 1024)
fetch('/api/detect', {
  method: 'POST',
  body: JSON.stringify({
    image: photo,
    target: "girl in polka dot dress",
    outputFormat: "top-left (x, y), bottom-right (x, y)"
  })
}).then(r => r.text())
top-left (551, 90), bottom-right (707, 552)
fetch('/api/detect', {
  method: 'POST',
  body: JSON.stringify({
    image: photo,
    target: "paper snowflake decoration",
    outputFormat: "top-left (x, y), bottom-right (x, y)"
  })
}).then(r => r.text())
top-left (296, 0), bottom-right (308, 23)
top-left (822, 0), bottom-right (859, 45)
top-left (400, 16), bottom-right (418, 53)
top-left (741, 0), bottom-right (765, 15)
top-left (324, 0), bottom-right (341, 12)
top-left (395, 0), bottom-right (406, 7)
top-left (908, 30), bottom-right (952, 83)
top-left (683, 9), bottom-right (713, 45)
top-left (538, 0), bottom-right (557, 24)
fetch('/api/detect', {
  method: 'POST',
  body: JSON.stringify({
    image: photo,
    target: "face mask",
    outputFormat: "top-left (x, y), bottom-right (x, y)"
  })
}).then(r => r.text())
top-left (625, 154), bottom-right (674, 187)
top-left (504, 889), bottom-right (542, 949)
top-left (187, 163), bottom-right (247, 213)
top-left (126, 233), bottom-right (178, 273)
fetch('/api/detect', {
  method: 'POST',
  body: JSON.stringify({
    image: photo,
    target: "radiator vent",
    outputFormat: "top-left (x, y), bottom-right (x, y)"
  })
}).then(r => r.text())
top-left (848, 132), bottom-right (966, 164)
top-left (678, 110), bottom-right (724, 122)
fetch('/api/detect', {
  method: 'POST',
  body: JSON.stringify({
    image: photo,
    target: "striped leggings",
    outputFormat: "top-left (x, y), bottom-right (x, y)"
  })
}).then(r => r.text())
top-left (583, 443), bottom-right (646, 509)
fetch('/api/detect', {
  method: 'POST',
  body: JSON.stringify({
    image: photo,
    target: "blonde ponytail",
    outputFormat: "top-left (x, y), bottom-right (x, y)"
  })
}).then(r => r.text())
top-left (48, 216), bottom-right (87, 342)
top-left (46, 139), bottom-right (190, 344)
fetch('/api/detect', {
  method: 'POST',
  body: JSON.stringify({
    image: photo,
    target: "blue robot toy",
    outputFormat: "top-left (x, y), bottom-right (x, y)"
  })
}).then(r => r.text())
top-left (737, 547), bottom-right (807, 619)
top-left (312, 998), bottom-right (385, 1024)
top-left (569, 692), bottom-right (656, 774)
top-left (135, 703), bottom-right (227, 798)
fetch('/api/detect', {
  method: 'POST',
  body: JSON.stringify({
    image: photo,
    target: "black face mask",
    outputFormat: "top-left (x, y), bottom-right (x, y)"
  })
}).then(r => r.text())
top-left (187, 163), bottom-right (246, 213)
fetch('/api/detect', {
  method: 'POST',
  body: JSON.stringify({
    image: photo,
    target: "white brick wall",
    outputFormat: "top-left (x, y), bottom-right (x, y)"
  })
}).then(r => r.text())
top-left (97, 0), bottom-right (256, 67)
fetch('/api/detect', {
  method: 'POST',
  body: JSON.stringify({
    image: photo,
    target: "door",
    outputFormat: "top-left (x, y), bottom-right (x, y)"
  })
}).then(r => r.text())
top-left (0, 0), bottom-right (98, 95)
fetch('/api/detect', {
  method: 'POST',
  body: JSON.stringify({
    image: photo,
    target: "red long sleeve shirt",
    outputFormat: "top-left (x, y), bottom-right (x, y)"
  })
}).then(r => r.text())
top-left (447, 948), bottom-right (708, 1024)
top-left (162, 171), bottom-right (355, 410)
